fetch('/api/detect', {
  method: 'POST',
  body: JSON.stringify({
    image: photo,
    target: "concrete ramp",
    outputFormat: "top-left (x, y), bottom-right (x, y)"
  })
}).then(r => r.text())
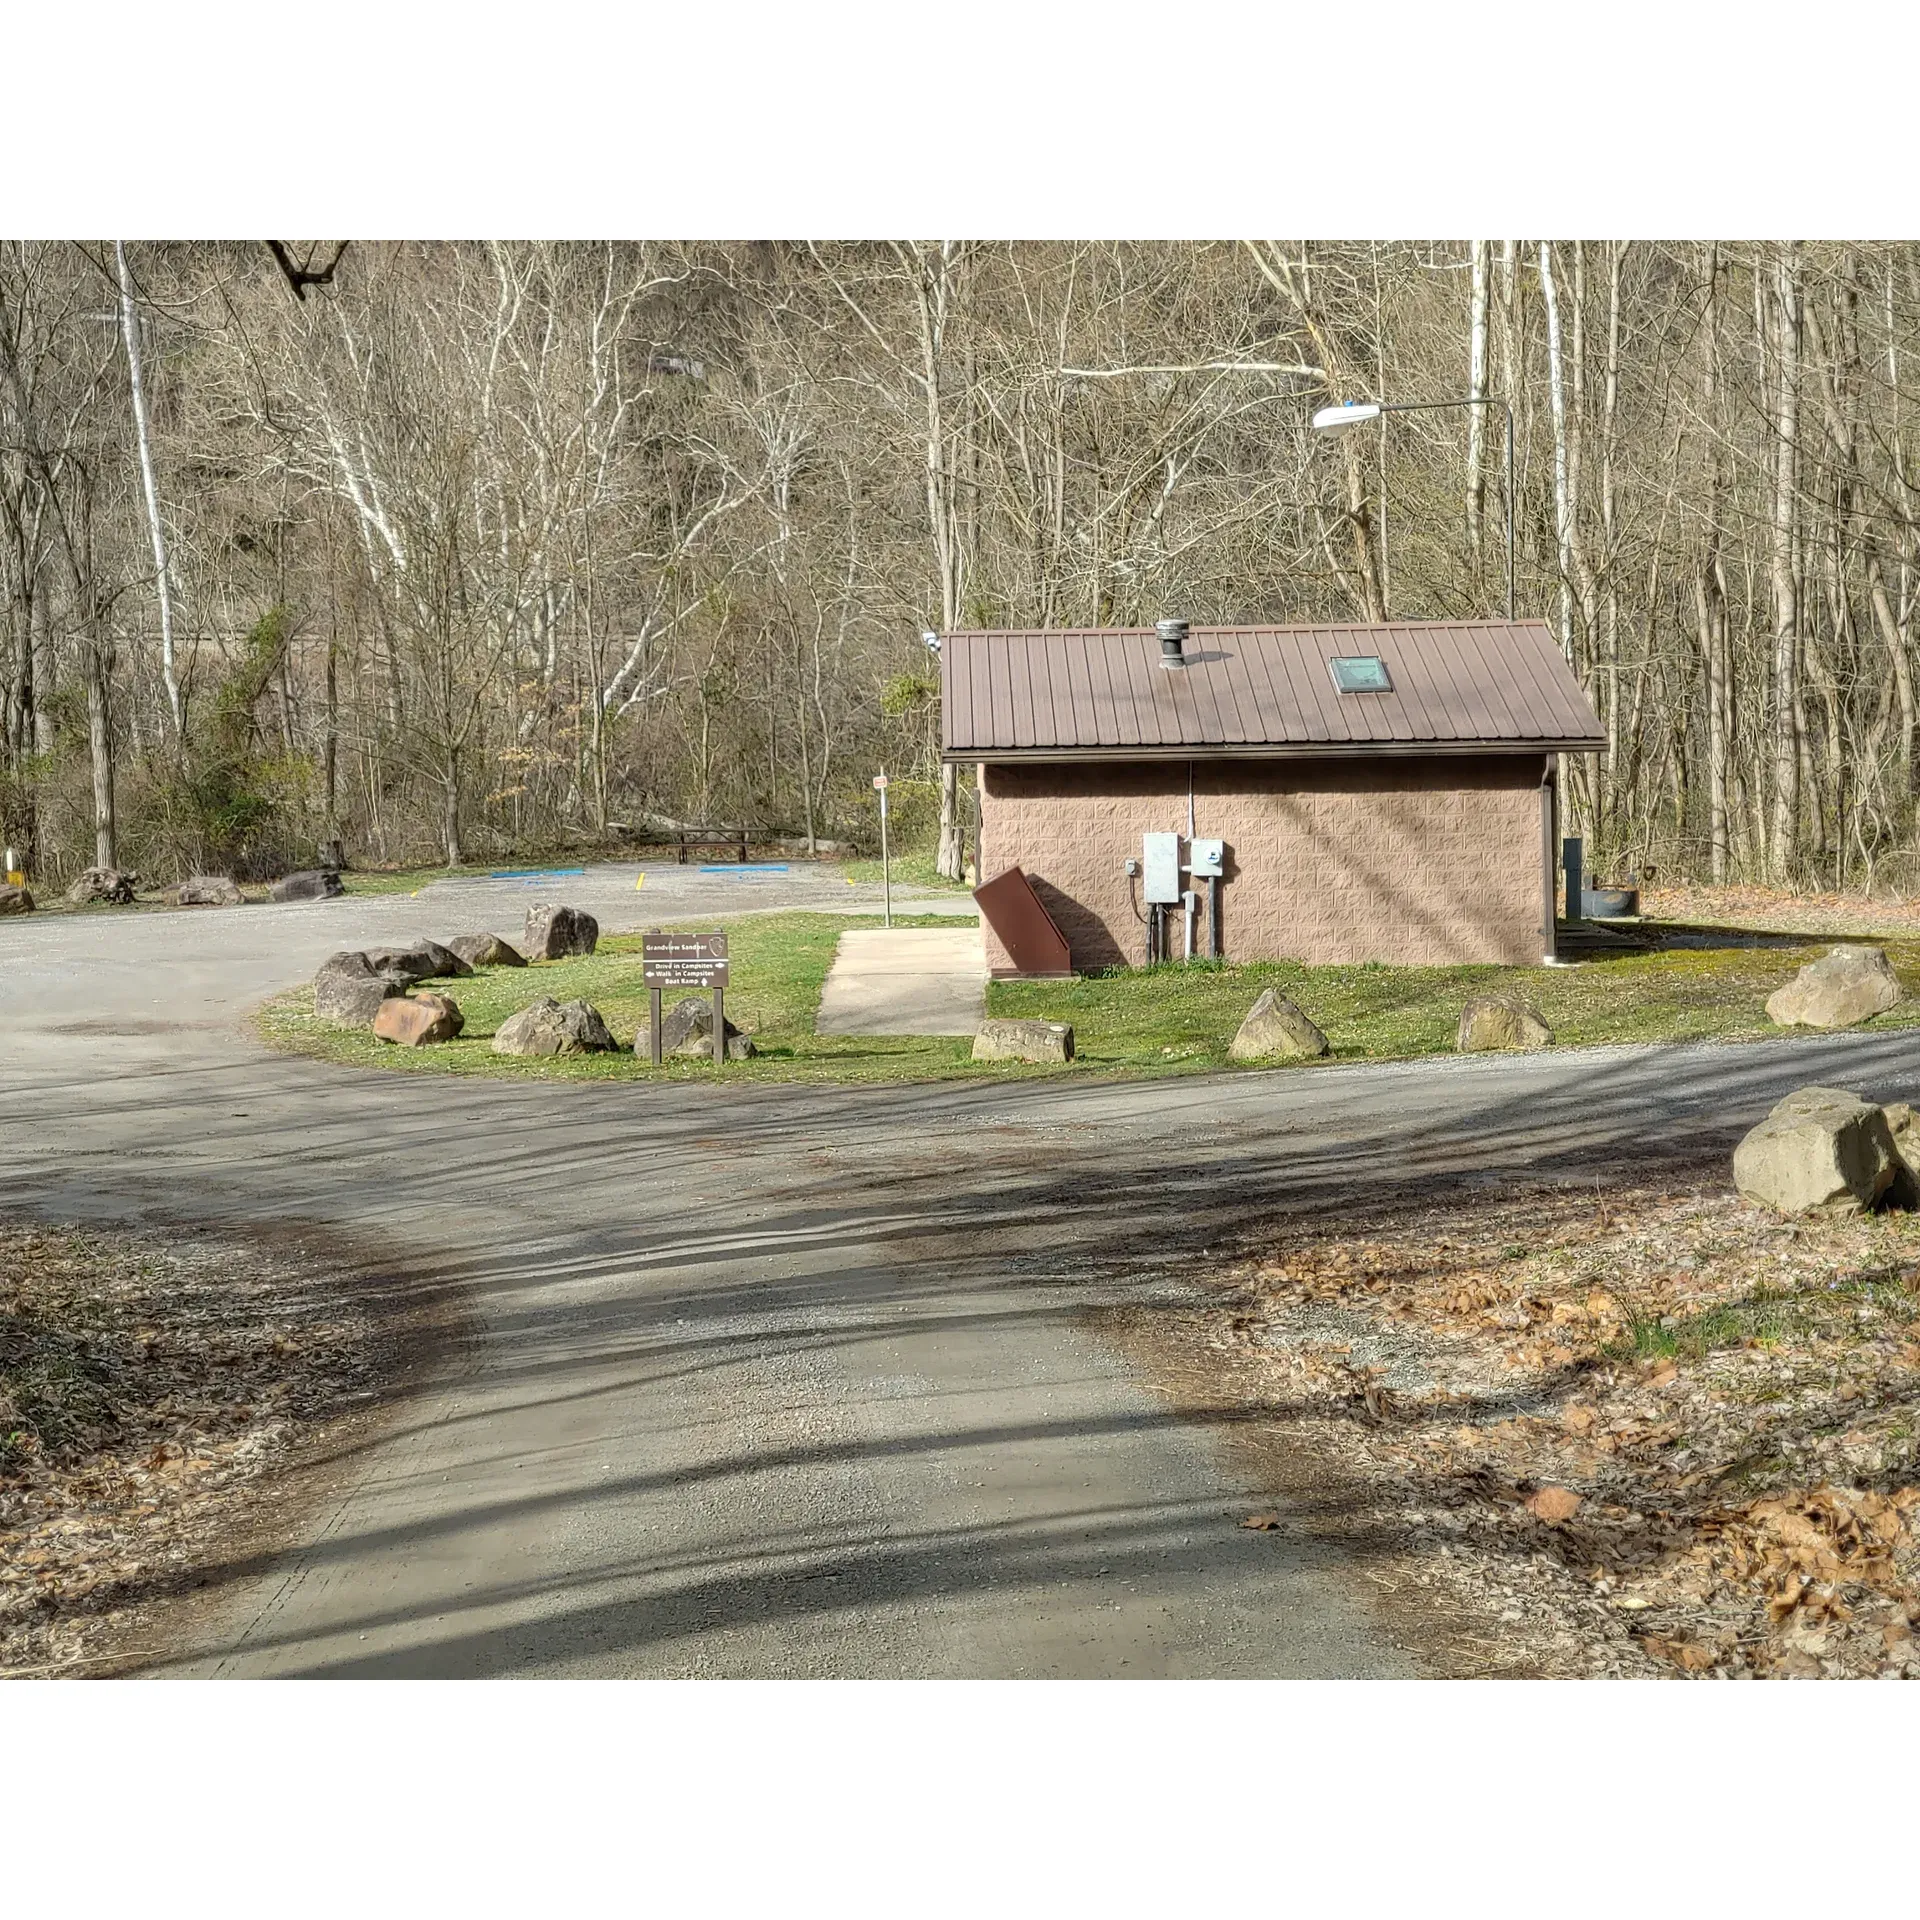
top-left (816, 926), bottom-right (987, 1036)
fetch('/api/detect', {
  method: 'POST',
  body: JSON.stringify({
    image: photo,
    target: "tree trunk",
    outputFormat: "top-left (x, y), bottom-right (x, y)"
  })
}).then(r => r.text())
top-left (116, 241), bottom-right (181, 739)
top-left (31, 586), bottom-right (55, 756)
top-left (1696, 243), bottom-right (1733, 881)
top-left (1770, 242), bottom-right (1803, 881)
top-left (324, 630), bottom-right (340, 841)
top-left (85, 636), bottom-right (116, 870)
top-left (7, 576), bottom-right (32, 761)
top-left (1342, 438), bottom-right (1388, 622)
top-left (1540, 243), bottom-right (1577, 667)
top-left (442, 751), bottom-right (462, 867)
top-left (1466, 239), bottom-right (1490, 564)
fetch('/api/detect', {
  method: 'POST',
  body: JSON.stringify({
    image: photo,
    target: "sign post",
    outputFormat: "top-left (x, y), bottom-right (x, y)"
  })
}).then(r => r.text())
top-left (873, 772), bottom-right (890, 928)
top-left (641, 932), bottom-right (731, 1067)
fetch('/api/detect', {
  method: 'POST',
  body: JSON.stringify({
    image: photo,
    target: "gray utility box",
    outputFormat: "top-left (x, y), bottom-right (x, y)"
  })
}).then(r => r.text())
top-left (1142, 832), bottom-right (1183, 904)
top-left (1186, 838), bottom-right (1224, 878)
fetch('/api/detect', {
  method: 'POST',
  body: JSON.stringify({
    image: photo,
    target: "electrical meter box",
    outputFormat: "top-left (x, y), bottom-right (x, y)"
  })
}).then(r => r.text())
top-left (1142, 832), bottom-right (1182, 904)
top-left (1187, 838), bottom-right (1225, 878)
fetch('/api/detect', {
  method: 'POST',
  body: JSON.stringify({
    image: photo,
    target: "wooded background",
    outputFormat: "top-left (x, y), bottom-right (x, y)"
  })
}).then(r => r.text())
top-left (4, 240), bottom-right (1916, 892)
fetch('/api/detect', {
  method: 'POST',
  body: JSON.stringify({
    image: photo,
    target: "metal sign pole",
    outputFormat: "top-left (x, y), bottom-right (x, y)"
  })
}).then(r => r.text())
top-left (874, 772), bottom-right (891, 928)
top-left (712, 984), bottom-right (725, 1068)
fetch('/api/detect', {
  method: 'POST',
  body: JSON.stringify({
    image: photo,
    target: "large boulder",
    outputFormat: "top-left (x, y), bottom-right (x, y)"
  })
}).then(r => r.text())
top-left (524, 902), bottom-right (598, 961)
top-left (0, 882), bottom-right (33, 915)
top-left (372, 991), bottom-right (465, 1047)
top-left (655, 995), bottom-right (754, 1061)
top-left (971, 1017), bottom-right (1074, 1064)
top-left (313, 951), bottom-right (408, 1026)
top-left (270, 868), bottom-right (346, 903)
top-left (1457, 994), bottom-right (1553, 1053)
top-left (1733, 1086), bottom-right (1902, 1215)
top-left (1229, 988), bottom-right (1330, 1062)
top-left (1766, 946), bottom-right (1903, 1030)
top-left (66, 867), bottom-right (137, 906)
top-left (1885, 1102), bottom-right (1920, 1178)
top-left (493, 996), bottom-right (619, 1057)
top-left (169, 874), bottom-right (243, 907)
top-left (446, 932), bottom-right (526, 969)
top-left (364, 939), bottom-right (473, 985)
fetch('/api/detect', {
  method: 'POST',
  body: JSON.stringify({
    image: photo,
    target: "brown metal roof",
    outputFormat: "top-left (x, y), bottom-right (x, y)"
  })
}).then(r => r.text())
top-left (940, 621), bottom-right (1606, 762)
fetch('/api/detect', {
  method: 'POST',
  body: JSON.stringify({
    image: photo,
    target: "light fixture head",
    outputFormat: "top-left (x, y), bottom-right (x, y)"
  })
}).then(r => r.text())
top-left (922, 630), bottom-right (941, 654)
top-left (1312, 401), bottom-right (1383, 433)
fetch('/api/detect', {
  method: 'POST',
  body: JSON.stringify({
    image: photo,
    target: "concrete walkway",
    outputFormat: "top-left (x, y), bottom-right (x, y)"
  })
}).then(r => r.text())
top-left (815, 927), bottom-right (987, 1037)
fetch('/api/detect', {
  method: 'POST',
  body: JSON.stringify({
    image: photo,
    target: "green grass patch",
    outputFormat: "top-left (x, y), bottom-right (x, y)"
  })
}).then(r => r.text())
top-left (1612, 1269), bottom-right (1920, 1365)
top-left (986, 933), bottom-right (1920, 1071)
top-left (837, 850), bottom-right (973, 892)
top-left (260, 912), bottom-right (993, 1085)
top-left (1616, 1296), bottom-right (1798, 1363)
top-left (336, 864), bottom-right (484, 896)
top-left (259, 913), bottom-right (1920, 1090)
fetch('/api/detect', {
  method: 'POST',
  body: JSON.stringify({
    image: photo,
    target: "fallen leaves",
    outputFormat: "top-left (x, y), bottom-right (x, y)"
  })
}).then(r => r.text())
top-left (1215, 1175), bottom-right (1920, 1679)
top-left (1526, 1486), bottom-right (1584, 1524)
top-left (2, 1217), bottom-right (380, 1678)
top-left (1641, 1633), bottom-right (1717, 1672)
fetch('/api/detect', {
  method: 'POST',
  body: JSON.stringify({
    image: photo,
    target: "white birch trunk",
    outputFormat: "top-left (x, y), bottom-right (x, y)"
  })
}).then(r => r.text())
top-left (116, 240), bottom-right (181, 737)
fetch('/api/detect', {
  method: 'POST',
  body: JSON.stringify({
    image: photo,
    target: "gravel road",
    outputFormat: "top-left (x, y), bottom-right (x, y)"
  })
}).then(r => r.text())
top-left (6, 863), bottom-right (1918, 1676)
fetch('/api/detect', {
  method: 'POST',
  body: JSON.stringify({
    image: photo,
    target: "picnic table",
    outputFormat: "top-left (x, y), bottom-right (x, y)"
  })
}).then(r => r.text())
top-left (672, 828), bottom-right (750, 864)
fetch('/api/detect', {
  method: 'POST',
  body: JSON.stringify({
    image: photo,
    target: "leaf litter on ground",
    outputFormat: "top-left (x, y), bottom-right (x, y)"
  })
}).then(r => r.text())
top-left (1, 1216), bottom-right (382, 1677)
top-left (1205, 1177), bottom-right (1920, 1678)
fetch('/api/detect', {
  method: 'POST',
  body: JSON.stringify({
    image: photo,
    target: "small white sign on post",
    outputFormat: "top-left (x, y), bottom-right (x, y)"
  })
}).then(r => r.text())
top-left (873, 773), bottom-right (891, 926)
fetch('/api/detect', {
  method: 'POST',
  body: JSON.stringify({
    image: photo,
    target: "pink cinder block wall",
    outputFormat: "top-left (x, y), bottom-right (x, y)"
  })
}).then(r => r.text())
top-left (978, 755), bottom-right (1549, 972)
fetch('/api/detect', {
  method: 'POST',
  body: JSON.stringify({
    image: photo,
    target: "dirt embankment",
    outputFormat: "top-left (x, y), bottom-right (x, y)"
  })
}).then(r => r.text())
top-left (1, 1216), bottom-right (452, 1678)
top-left (1172, 1176), bottom-right (1920, 1678)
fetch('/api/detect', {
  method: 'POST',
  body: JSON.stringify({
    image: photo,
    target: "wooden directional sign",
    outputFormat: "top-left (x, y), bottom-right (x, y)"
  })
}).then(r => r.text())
top-left (642, 931), bottom-right (729, 990)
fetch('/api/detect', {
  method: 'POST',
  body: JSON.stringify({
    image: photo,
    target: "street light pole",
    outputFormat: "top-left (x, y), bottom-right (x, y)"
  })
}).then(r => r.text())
top-left (1312, 396), bottom-right (1515, 621)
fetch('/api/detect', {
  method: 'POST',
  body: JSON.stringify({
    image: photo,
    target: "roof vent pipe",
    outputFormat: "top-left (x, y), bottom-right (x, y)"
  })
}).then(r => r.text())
top-left (1157, 618), bottom-right (1189, 668)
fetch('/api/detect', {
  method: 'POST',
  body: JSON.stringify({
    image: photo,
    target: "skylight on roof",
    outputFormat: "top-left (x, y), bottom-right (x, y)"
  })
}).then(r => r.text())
top-left (1329, 655), bottom-right (1392, 694)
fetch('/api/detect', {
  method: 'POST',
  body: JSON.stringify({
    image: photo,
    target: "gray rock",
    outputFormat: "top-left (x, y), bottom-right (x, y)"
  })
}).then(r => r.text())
top-left (1886, 1101), bottom-right (1920, 1175)
top-left (1765, 945), bottom-right (1903, 1030)
top-left (372, 991), bottom-right (465, 1047)
top-left (493, 996), bottom-right (620, 1057)
top-left (1883, 1103), bottom-right (1920, 1206)
top-left (971, 1017), bottom-right (1074, 1064)
top-left (524, 902), bottom-right (598, 960)
top-left (313, 951), bottom-right (408, 1025)
top-left (1229, 988), bottom-right (1330, 1062)
top-left (169, 874), bottom-right (243, 907)
top-left (270, 869), bottom-right (346, 902)
top-left (363, 939), bottom-right (473, 984)
top-left (445, 932), bottom-right (526, 969)
top-left (1456, 994), bottom-right (1553, 1052)
top-left (1733, 1085), bottom-right (1903, 1215)
top-left (655, 995), bottom-right (754, 1060)
top-left (0, 882), bottom-right (33, 915)
top-left (66, 867), bottom-right (137, 906)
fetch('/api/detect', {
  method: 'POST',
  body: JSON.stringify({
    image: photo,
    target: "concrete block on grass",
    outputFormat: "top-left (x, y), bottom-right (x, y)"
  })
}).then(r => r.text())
top-left (971, 1017), bottom-right (1074, 1064)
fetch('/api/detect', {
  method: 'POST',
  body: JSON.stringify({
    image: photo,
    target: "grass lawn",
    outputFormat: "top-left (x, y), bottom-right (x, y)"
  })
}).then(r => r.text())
top-left (259, 913), bottom-right (983, 1084)
top-left (334, 865), bottom-right (477, 896)
top-left (258, 909), bottom-right (1920, 1088)
top-left (990, 931), bottom-right (1920, 1068)
top-left (837, 850), bottom-right (973, 892)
